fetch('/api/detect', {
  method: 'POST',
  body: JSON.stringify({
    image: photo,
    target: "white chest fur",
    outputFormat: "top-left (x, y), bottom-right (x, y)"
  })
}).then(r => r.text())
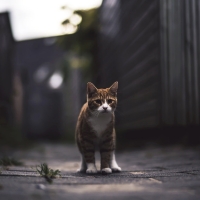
top-left (88, 114), bottom-right (112, 137)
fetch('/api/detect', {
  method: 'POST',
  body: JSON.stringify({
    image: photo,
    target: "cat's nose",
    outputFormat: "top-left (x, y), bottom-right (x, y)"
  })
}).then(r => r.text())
top-left (103, 106), bottom-right (107, 110)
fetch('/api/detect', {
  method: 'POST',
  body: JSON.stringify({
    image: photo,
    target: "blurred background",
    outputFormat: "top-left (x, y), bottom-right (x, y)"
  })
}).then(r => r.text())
top-left (0, 0), bottom-right (200, 148)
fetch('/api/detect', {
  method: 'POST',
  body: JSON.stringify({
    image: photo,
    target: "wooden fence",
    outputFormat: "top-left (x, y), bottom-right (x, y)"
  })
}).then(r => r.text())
top-left (97, 0), bottom-right (200, 132)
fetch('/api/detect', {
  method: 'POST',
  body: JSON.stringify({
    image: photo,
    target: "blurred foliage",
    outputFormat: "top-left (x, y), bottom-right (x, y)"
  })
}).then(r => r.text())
top-left (0, 156), bottom-right (23, 167)
top-left (57, 8), bottom-right (99, 82)
top-left (58, 8), bottom-right (99, 54)
top-left (59, 52), bottom-right (93, 82)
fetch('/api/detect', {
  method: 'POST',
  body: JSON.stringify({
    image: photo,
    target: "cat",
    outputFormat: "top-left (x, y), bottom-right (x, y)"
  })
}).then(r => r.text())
top-left (75, 81), bottom-right (121, 174)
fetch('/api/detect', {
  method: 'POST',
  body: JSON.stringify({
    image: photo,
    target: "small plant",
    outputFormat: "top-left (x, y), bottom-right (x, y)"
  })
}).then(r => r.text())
top-left (0, 157), bottom-right (23, 167)
top-left (36, 163), bottom-right (61, 183)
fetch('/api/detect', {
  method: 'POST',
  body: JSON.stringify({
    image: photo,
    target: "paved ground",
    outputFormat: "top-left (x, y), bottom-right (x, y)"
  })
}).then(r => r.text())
top-left (0, 142), bottom-right (200, 200)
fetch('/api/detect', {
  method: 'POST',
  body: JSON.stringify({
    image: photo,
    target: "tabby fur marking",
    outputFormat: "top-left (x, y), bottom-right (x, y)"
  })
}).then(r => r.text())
top-left (75, 81), bottom-right (121, 174)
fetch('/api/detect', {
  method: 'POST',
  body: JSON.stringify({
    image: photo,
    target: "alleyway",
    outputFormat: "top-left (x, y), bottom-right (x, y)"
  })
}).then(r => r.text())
top-left (0, 143), bottom-right (200, 200)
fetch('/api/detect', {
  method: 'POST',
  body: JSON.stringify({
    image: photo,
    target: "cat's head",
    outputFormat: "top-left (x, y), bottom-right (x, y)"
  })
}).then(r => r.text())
top-left (87, 82), bottom-right (118, 114)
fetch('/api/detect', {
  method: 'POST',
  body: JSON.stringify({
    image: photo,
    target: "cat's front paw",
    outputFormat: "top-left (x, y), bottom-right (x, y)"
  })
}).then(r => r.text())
top-left (76, 168), bottom-right (86, 173)
top-left (101, 168), bottom-right (112, 174)
top-left (86, 163), bottom-right (97, 174)
top-left (86, 168), bottom-right (97, 174)
top-left (112, 166), bottom-right (121, 172)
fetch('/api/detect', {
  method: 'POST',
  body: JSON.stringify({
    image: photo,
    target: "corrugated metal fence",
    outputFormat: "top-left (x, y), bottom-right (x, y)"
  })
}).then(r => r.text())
top-left (97, 0), bottom-right (200, 132)
top-left (160, 0), bottom-right (200, 126)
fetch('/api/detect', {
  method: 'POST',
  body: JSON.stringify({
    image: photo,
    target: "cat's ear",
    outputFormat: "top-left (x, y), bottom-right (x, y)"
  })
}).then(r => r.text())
top-left (109, 81), bottom-right (118, 95)
top-left (87, 82), bottom-right (97, 97)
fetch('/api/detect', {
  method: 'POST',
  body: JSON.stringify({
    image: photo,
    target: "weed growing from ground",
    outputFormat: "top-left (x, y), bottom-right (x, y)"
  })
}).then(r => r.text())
top-left (36, 163), bottom-right (61, 183)
top-left (0, 157), bottom-right (23, 168)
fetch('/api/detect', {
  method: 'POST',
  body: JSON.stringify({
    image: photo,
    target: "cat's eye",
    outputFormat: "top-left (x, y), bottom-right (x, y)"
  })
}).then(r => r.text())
top-left (107, 99), bottom-right (113, 104)
top-left (95, 99), bottom-right (101, 104)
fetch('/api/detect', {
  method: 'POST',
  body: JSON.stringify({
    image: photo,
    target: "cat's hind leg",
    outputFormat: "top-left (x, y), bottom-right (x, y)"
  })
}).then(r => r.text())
top-left (111, 151), bottom-right (121, 172)
top-left (77, 155), bottom-right (87, 173)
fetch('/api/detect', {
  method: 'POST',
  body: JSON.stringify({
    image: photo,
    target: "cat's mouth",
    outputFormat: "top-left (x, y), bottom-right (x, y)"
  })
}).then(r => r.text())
top-left (101, 110), bottom-right (110, 114)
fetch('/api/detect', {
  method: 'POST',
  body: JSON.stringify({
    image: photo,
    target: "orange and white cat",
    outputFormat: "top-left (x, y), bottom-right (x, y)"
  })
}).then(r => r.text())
top-left (75, 81), bottom-right (121, 174)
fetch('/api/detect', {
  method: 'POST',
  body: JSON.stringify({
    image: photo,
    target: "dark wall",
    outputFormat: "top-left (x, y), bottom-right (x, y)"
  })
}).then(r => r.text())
top-left (98, 0), bottom-right (160, 131)
top-left (118, 0), bottom-right (160, 130)
top-left (0, 12), bottom-right (14, 125)
top-left (98, 0), bottom-right (200, 133)
top-left (96, 0), bottom-right (121, 87)
top-left (15, 38), bottom-right (65, 139)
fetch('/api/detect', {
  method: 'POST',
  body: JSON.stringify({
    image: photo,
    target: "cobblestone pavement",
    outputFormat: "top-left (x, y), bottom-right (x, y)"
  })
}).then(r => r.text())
top-left (0, 143), bottom-right (200, 200)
